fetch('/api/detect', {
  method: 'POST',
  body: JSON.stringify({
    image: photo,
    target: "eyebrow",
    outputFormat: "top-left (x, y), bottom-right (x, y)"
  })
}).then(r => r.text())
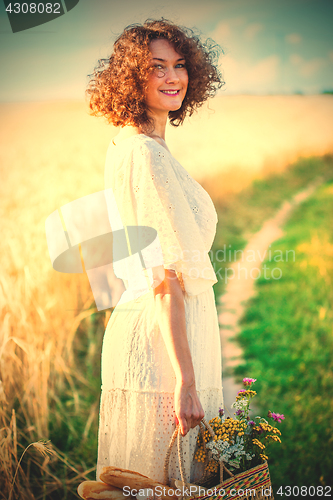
top-left (151, 57), bottom-right (186, 62)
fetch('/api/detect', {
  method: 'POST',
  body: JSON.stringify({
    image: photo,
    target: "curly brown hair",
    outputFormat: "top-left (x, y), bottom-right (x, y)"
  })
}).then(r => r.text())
top-left (86, 19), bottom-right (224, 131)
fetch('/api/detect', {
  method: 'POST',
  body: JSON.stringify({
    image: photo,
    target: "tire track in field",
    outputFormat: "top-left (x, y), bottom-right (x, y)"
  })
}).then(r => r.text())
top-left (218, 178), bottom-right (323, 416)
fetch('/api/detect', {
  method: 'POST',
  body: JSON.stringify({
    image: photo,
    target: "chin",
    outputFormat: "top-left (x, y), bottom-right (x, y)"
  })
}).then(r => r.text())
top-left (168, 106), bottom-right (182, 112)
top-left (168, 101), bottom-right (184, 112)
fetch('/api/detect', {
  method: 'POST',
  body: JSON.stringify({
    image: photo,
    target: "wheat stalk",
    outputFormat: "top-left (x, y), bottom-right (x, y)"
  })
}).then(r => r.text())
top-left (8, 440), bottom-right (55, 500)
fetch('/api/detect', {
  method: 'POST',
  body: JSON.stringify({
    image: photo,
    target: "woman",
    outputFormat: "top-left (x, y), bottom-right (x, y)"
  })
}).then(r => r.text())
top-left (86, 19), bottom-right (224, 485)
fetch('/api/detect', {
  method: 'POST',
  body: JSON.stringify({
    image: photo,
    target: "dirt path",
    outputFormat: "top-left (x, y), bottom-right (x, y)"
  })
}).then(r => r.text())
top-left (218, 179), bottom-right (322, 416)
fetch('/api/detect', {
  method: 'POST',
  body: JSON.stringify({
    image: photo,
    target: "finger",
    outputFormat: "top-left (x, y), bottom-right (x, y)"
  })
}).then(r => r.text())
top-left (179, 417), bottom-right (188, 436)
top-left (190, 419), bottom-right (201, 430)
top-left (191, 403), bottom-right (204, 422)
top-left (196, 402), bottom-right (205, 421)
top-left (192, 412), bottom-right (204, 428)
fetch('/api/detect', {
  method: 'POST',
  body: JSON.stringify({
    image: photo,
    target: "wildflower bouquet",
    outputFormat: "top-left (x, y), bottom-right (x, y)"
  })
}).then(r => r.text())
top-left (194, 378), bottom-right (285, 483)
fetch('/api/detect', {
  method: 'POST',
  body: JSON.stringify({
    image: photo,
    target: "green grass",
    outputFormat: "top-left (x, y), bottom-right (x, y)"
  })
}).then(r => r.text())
top-left (210, 154), bottom-right (333, 301)
top-left (234, 181), bottom-right (333, 488)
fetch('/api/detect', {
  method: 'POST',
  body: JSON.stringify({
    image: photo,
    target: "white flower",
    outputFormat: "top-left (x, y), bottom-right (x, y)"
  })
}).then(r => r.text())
top-left (205, 434), bottom-right (255, 471)
top-left (231, 399), bottom-right (248, 411)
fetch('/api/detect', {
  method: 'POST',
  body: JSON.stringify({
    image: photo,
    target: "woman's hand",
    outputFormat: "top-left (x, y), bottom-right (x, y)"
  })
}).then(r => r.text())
top-left (154, 269), bottom-right (204, 435)
top-left (174, 380), bottom-right (204, 436)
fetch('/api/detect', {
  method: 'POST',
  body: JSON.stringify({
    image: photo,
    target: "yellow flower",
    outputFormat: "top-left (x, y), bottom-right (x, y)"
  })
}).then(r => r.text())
top-left (268, 435), bottom-right (281, 443)
top-left (252, 439), bottom-right (266, 450)
top-left (236, 389), bottom-right (257, 400)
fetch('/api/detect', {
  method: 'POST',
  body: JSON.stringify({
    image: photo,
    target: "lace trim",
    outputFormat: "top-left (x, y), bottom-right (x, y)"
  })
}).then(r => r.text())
top-left (100, 386), bottom-right (223, 395)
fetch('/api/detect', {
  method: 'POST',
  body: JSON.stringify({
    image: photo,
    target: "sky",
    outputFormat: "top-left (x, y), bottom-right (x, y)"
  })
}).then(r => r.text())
top-left (0, 0), bottom-right (332, 101)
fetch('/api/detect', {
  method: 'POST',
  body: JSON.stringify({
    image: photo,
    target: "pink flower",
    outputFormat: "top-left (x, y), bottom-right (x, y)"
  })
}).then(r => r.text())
top-left (271, 412), bottom-right (285, 423)
top-left (237, 389), bottom-right (246, 395)
top-left (243, 378), bottom-right (257, 386)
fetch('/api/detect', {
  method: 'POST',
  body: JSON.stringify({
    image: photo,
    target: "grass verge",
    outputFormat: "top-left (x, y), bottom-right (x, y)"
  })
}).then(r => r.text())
top-left (234, 180), bottom-right (333, 488)
top-left (209, 154), bottom-right (333, 299)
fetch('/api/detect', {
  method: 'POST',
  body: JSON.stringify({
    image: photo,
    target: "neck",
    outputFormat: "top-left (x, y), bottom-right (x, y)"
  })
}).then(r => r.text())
top-left (114, 111), bottom-right (168, 143)
top-left (146, 110), bottom-right (168, 141)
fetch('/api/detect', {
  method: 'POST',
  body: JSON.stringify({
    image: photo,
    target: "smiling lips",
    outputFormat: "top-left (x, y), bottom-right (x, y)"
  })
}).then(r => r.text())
top-left (160, 90), bottom-right (180, 95)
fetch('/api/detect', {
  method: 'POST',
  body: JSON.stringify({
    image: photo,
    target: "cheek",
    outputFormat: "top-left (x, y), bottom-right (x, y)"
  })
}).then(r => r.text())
top-left (146, 79), bottom-right (159, 103)
top-left (183, 73), bottom-right (189, 92)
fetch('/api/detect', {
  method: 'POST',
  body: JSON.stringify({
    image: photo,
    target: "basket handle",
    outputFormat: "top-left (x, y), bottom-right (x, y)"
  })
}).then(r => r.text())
top-left (163, 418), bottom-right (234, 488)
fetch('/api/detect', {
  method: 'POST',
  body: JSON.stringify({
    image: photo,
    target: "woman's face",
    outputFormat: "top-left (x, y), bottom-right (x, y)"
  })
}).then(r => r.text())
top-left (145, 39), bottom-right (188, 118)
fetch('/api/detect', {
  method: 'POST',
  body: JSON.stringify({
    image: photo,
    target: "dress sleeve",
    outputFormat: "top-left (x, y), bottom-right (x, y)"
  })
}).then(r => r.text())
top-left (120, 139), bottom-right (217, 296)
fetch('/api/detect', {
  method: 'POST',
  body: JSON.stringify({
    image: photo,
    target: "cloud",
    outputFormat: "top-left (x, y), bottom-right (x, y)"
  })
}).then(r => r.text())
top-left (210, 17), bottom-right (246, 43)
top-left (221, 54), bottom-right (280, 93)
top-left (244, 23), bottom-right (263, 41)
top-left (246, 55), bottom-right (279, 85)
top-left (285, 33), bottom-right (302, 44)
top-left (290, 54), bottom-right (326, 77)
top-left (289, 54), bottom-right (302, 65)
top-left (211, 21), bottom-right (231, 41)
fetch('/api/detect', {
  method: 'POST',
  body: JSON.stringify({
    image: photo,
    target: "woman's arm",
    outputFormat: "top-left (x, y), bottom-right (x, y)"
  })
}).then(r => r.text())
top-left (153, 269), bottom-right (204, 436)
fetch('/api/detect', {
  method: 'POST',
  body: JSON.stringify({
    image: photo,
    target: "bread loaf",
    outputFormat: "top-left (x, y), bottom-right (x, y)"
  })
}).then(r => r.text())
top-left (77, 480), bottom-right (134, 500)
top-left (99, 467), bottom-right (181, 500)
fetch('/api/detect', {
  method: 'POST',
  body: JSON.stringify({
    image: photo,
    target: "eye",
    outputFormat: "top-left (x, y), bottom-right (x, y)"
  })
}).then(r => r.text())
top-left (176, 63), bottom-right (186, 69)
top-left (152, 64), bottom-right (167, 71)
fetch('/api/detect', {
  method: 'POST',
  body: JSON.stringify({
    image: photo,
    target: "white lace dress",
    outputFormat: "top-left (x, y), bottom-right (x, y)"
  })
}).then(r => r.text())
top-left (96, 134), bottom-right (223, 484)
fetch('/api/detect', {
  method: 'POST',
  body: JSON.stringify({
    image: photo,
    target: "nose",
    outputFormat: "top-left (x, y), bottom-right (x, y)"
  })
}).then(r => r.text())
top-left (165, 67), bottom-right (180, 83)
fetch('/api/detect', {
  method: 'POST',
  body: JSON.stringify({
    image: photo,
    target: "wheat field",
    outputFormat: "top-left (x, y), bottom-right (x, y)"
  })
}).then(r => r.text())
top-left (0, 95), bottom-right (332, 497)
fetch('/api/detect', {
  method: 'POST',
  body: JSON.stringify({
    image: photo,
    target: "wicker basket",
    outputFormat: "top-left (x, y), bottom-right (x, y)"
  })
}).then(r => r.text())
top-left (164, 419), bottom-right (274, 500)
